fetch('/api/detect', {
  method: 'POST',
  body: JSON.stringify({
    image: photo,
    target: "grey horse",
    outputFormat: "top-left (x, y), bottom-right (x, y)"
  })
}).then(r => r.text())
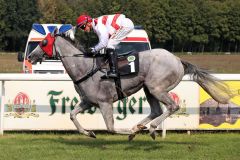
top-left (28, 33), bottom-right (234, 140)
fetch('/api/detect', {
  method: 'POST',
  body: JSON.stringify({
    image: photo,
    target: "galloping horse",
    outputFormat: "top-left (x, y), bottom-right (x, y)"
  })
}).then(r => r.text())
top-left (28, 31), bottom-right (234, 141)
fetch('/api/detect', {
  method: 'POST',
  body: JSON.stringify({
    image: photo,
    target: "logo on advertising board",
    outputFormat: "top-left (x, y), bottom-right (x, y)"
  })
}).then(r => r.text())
top-left (47, 90), bottom-right (147, 120)
top-left (5, 92), bottom-right (39, 118)
top-left (168, 92), bottom-right (189, 117)
top-left (199, 81), bottom-right (240, 129)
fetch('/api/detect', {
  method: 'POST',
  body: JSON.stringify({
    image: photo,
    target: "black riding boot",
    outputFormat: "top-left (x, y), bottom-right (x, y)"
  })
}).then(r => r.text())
top-left (101, 48), bottom-right (118, 79)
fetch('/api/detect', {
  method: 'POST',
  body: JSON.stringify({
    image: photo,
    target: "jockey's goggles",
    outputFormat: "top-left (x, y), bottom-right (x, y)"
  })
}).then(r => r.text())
top-left (79, 23), bottom-right (87, 30)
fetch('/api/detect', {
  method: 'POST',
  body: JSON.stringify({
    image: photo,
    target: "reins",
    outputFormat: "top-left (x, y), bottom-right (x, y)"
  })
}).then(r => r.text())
top-left (53, 42), bottom-right (103, 84)
top-left (58, 53), bottom-right (86, 58)
top-left (53, 40), bottom-right (127, 101)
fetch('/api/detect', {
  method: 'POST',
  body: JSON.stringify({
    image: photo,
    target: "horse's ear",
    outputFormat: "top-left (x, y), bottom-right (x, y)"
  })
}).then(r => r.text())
top-left (51, 27), bottom-right (58, 37)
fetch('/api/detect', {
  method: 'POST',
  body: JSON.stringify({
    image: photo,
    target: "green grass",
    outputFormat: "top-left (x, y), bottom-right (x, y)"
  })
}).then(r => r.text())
top-left (0, 132), bottom-right (240, 160)
top-left (0, 52), bottom-right (22, 73)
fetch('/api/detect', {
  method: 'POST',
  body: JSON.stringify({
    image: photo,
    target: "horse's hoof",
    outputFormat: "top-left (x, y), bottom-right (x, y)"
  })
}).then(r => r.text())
top-left (150, 130), bottom-right (158, 140)
top-left (137, 124), bottom-right (147, 130)
top-left (149, 126), bottom-right (158, 140)
top-left (88, 131), bottom-right (96, 138)
top-left (128, 134), bottom-right (136, 141)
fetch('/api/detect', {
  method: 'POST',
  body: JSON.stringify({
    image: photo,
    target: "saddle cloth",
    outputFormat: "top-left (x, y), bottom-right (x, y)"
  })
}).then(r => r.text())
top-left (95, 51), bottom-right (139, 76)
top-left (117, 51), bottom-right (139, 76)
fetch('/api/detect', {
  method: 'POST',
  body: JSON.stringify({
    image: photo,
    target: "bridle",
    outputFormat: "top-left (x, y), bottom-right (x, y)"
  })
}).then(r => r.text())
top-left (48, 35), bottom-right (104, 85)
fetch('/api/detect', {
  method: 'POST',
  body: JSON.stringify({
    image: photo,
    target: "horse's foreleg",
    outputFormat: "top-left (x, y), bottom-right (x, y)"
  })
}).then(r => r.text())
top-left (149, 92), bottom-right (179, 140)
top-left (70, 101), bottom-right (96, 138)
top-left (98, 102), bottom-right (115, 133)
top-left (129, 87), bottom-right (162, 141)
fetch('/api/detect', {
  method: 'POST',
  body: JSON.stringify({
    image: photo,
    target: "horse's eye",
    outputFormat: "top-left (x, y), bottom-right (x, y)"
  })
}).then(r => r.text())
top-left (42, 39), bottom-right (48, 46)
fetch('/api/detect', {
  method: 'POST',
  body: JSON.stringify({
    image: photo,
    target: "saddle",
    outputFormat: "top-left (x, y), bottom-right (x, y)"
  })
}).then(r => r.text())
top-left (78, 51), bottom-right (139, 100)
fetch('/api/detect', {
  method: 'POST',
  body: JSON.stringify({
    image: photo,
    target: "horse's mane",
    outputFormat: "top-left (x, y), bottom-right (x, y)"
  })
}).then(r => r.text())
top-left (59, 35), bottom-right (86, 54)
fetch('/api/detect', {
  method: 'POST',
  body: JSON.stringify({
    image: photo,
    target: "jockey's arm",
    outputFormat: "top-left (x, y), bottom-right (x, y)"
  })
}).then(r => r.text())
top-left (93, 26), bottom-right (109, 52)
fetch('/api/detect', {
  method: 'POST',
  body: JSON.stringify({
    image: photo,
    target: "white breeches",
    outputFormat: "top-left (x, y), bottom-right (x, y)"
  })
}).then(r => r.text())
top-left (107, 18), bottom-right (134, 49)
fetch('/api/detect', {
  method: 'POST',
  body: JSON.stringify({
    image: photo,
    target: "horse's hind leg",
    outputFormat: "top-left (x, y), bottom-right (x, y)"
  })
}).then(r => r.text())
top-left (128, 86), bottom-right (163, 141)
top-left (149, 91), bottom-right (179, 140)
top-left (70, 100), bottom-right (96, 138)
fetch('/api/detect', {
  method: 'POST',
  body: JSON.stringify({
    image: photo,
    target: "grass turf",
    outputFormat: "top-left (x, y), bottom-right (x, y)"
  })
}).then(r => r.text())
top-left (0, 132), bottom-right (240, 160)
top-left (0, 53), bottom-right (22, 73)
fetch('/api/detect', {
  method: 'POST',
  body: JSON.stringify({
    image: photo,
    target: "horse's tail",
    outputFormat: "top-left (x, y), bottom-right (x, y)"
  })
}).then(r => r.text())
top-left (181, 60), bottom-right (234, 104)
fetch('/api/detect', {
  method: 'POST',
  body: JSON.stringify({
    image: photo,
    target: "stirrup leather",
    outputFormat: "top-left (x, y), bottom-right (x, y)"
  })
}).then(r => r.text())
top-left (101, 71), bottom-right (118, 79)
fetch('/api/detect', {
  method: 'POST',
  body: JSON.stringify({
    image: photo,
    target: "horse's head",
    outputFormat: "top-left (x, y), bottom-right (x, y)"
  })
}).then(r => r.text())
top-left (28, 29), bottom-right (58, 64)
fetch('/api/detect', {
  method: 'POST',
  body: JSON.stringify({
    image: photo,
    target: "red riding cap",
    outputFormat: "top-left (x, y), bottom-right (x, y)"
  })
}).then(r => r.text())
top-left (76, 14), bottom-right (92, 28)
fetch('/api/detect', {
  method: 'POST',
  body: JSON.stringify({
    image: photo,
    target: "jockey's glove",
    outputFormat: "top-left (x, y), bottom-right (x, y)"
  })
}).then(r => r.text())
top-left (64, 26), bottom-right (76, 41)
top-left (86, 47), bottom-right (97, 56)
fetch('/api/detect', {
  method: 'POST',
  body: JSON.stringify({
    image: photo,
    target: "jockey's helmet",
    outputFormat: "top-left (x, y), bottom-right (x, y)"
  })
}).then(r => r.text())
top-left (76, 14), bottom-right (92, 29)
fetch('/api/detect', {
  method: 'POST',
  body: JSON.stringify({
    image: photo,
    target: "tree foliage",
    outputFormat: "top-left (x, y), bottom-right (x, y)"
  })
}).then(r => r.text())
top-left (0, 0), bottom-right (240, 53)
top-left (0, 0), bottom-right (40, 51)
top-left (0, 0), bottom-right (7, 50)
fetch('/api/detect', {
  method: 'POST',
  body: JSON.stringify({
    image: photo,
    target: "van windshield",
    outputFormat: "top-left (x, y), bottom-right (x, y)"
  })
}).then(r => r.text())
top-left (116, 42), bottom-right (150, 54)
top-left (26, 42), bottom-right (60, 60)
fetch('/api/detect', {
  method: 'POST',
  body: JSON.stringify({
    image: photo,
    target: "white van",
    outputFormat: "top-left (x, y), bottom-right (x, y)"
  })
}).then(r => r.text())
top-left (116, 26), bottom-right (151, 54)
top-left (18, 23), bottom-right (73, 74)
top-left (18, 24), bottom-right (151, 74)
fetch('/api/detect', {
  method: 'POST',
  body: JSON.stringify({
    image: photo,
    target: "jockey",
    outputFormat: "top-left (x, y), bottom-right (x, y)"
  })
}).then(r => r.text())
top-left (73, 14), bottom-right (134, 79)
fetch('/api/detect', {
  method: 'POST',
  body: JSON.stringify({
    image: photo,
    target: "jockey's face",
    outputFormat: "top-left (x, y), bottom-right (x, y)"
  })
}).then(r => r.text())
top-left (84, 22), bottom-right (92, 32)
top-left (79, 22), bottom-right (91, 32)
